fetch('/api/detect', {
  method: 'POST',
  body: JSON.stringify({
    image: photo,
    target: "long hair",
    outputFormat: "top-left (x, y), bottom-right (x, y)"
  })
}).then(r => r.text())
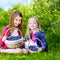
top-left (9, 10), bottom-right (23, 32)
top-left (7, 10), bottom-right (23, 36)
top-left (26, 17), bottom-right (41, 39)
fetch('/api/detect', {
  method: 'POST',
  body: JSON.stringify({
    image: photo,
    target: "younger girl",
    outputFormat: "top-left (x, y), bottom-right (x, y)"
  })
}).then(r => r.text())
top-left (0, 10), bottom-right (28, 54)
top-left (25, 17), bottom-right (48, 53)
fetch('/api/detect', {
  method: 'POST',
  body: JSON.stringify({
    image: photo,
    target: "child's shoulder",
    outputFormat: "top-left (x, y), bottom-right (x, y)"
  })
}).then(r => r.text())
top-left (2, 26), bottom-right (9, 37)
top-left (35, 30), bottom-right (45, 36)
top-left (2, 26), bottom-right (9, 31)
top-left (37, 30), bottom-right (44, 34)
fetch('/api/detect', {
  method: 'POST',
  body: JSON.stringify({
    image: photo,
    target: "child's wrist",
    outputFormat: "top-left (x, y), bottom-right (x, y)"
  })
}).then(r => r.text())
top-left (2, 36), bottom-right (7, 42)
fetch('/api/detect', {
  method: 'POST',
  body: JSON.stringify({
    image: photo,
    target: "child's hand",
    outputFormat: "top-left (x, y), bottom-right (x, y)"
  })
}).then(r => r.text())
top-left (2, 36), bottom-right (7, 42)
top-left (38, 48), bottom-right (42, 52)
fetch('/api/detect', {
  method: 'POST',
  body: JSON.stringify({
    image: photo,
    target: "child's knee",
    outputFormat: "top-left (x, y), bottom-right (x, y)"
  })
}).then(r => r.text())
top-left (15, 48), bottom-right (23, 54)
top-left (22, 49), bottom-right (28, 54)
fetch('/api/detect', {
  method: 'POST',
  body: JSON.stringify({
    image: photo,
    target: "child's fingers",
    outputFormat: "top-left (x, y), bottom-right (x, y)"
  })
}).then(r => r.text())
top-left (2, 36), bottom-right (7, 42)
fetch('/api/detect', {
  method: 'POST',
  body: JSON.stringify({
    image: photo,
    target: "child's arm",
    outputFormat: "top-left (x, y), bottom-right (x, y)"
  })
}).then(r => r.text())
top-left (39, 31), bottom-right (48, 51)
top-left (2, 26), bottom-right (8, 42)
top-left (2, 36), bottom-right (7, 42)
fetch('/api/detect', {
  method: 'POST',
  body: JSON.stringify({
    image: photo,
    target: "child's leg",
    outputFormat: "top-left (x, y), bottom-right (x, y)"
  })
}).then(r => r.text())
top-left (22, 48), bottom-right (28, 54)
top-left (0, 48), bottom-right (22, 54)
top-left (15, 48), bottom-right (28, 54)
top-left (0, 48), bottom-right (28, 54)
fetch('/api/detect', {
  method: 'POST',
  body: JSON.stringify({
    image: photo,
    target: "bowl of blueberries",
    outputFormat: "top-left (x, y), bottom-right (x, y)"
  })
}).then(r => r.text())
top-left (5, 36), bottom-right (23, 48)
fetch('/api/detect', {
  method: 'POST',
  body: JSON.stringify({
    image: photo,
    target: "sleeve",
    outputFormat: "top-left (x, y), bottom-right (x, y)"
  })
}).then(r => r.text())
top-left (38, 31), bottom-right (48, 51)
top-left (2, 26), bottom-right (8, 38)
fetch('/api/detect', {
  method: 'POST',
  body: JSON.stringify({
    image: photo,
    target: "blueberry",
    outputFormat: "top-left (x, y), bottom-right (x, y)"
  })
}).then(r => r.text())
top-left (29, 46), bottom-right (38, 51)
top-left (6, 36), bottom-right (22, 41)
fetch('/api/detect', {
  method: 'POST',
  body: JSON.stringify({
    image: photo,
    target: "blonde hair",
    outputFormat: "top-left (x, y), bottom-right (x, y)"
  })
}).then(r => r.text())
top-left (26, 17), bottom-right (41, 39)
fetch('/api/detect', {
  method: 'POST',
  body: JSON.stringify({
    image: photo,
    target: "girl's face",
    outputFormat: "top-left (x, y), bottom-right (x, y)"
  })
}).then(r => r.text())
top-left (14, 15), bottom-right (22, 27)
top-left (28, 18), bottom-right (38, 30)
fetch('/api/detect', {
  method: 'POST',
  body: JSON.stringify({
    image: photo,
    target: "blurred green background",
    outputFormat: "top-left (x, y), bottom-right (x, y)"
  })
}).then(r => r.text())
top-left (0, 0), bottom-right (60, 60)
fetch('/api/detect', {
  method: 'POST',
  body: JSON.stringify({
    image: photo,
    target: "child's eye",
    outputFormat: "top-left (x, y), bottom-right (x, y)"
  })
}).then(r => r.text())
top-left (33, 22), bottom-right (37, 24)
top-left (19, 20), bottom-right (22, 21)
top-left (16, 19), bottom-right (18, 21)
top-left (29, 23), bottom-right (31, 24)
top-left (33, 22), bottom-right (34, 24)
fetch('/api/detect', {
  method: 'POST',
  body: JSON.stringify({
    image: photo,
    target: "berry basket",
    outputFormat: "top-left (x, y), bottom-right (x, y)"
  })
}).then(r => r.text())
top-left (5, 27), bottom-right (23, 48)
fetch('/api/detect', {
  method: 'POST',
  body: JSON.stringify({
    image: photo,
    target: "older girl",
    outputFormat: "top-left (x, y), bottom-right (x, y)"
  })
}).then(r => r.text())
top-left (0, 10), bottom-right (28, 54)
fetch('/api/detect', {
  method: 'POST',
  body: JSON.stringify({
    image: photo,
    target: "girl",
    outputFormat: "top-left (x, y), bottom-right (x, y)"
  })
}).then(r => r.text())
top-left (0, 10), bottom-right (28, 54)
top-left (25, 17), bottom-right (48, 53)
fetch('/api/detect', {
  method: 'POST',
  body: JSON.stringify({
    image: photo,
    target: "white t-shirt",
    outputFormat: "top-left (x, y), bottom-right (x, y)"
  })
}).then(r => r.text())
top-left (25, 40), bottom-right (38, 48)
top-left (11, 29), bottom-right (19, 36)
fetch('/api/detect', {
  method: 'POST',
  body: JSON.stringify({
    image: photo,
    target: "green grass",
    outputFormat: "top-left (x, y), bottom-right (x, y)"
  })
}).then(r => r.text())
top-left (0, 48), bottom-right (60, 60)
top-left (0, 27), bottom-right (60, 60)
